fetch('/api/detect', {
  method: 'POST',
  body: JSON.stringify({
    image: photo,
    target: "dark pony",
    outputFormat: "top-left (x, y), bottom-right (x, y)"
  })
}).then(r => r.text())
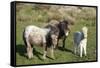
top-left (45, 19), bottom-right (74, 49)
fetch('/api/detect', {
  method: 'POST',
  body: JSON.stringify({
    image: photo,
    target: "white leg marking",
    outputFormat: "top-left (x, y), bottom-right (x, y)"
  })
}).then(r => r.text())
top-left (51, 46), bottom-right (55, 59)
top-left (43, 51), bottom-right (47, 59)
top-left (74, 45), bottom-right (77, 54)
top-left (83, 45), bottom-right (87, 56)
top-left (80, 45), bottom-right (83, 57)
top-left (26, 39), bottom-right (33, 59)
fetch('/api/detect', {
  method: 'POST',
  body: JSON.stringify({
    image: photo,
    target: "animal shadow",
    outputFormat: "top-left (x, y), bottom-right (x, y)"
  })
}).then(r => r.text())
top-left (16, 44), bottom-right (53, 60)
top-left (16, 44), bottom-right (27, 58)
top-left (33, 48), bottom-right (54, 60)
top-left (58, 46), bottom-right (74, 54)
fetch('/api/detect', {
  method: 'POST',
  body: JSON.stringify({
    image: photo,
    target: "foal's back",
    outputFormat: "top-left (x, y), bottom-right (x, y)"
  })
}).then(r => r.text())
top-left (74, 32), bottom-right (84, 45)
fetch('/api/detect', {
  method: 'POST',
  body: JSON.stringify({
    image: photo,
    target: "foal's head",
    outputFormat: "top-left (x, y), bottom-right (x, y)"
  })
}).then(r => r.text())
top-left (82, 26), bottom-right (88, 38)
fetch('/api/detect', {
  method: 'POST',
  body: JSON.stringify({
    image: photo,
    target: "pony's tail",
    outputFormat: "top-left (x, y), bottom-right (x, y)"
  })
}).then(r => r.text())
top-left (23, 29), bottom-right (27, 47)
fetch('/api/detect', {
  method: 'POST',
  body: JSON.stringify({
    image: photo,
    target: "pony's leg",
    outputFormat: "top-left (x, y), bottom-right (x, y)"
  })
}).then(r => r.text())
top-left (51, 45), bottom-right (55, 59)
top-left (43, 43), bottom-right (47, 59)
top-left (26, 39), bottom-right (33, 59)
top-left (31, 47), bottom-right (33, 58)
top-left (55, 39), bottom-right (59, 49)
top-left (62, 36), bottom-right (66, 48)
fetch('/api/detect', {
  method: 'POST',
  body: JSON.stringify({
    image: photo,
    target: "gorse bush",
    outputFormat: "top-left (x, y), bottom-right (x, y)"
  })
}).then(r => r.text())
top-left (16, 3), bottom-right (96, 24)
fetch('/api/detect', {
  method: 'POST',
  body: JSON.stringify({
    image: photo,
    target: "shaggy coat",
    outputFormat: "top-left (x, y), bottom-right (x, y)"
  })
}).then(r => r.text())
top-left (45, 19), bottom-right (73, 49)
top-left (23, 25), bottom-right (59, 59)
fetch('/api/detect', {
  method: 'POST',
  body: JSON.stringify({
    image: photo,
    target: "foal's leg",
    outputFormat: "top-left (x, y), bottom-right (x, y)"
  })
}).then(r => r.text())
top-left (79, 44), bottom-right (83, 57)
top-left (74, 43), bottom-right (77, 54)
top-left (83, 44), bottom-right (87, 56)
top-left (43, 43), bottom-right (47, 59)
top-left (26, 39), bottom-right (33, 59)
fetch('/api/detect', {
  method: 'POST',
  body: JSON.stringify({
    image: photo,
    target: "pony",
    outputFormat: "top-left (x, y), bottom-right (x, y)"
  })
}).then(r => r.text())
top-left (45, 19), bottom-right (74, 49)
top-left (23, 25), bottom-right (59, 59)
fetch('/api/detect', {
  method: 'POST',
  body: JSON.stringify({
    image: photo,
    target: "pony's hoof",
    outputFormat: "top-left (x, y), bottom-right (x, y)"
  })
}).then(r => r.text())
top-left (28, 55), bottom-right (34, 59)
top-left (51, 56), bottom-right (55, 60)
top-left (43, 56), bottom-right (46, 60)
top-left (80, 55), bottom-right (82, 57)
top-left (25, 53), bottom-right (28, 56)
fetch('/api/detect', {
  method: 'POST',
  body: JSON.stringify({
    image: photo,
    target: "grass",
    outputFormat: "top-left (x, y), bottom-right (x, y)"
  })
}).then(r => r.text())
top-left (16, 3), bottom-right (97, 66)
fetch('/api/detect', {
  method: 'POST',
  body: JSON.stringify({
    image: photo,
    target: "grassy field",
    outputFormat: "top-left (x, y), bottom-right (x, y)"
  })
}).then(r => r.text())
top-left (16, 3), bottom-right (97, 65)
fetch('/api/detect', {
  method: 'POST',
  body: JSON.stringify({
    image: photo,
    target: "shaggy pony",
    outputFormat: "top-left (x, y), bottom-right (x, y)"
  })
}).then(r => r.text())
top-left (23, 25), bottom-right (59, 59)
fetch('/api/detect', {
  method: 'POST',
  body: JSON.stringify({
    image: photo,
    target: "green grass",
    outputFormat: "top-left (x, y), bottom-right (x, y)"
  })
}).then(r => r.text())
top-left (16, 3), bottom-right (97, 65)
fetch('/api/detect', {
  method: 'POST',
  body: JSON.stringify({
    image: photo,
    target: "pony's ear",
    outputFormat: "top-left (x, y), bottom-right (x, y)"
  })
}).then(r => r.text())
top-left (64, 16), bottom-right (75, 25)
top-left (67, 18), bottom-right (75, 25)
